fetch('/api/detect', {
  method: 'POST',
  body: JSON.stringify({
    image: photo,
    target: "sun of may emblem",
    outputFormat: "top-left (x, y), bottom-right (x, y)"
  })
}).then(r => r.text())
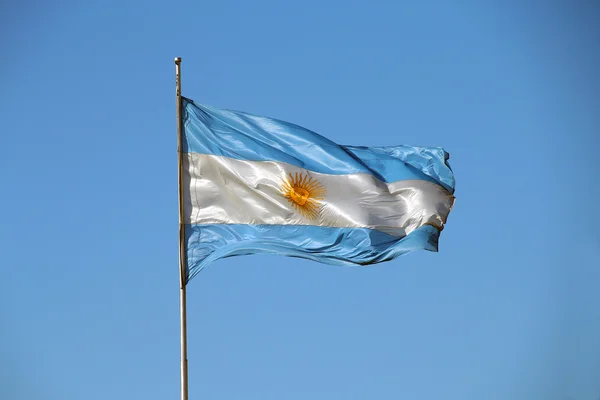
top-left (281, 172), bottom-right (327, 220)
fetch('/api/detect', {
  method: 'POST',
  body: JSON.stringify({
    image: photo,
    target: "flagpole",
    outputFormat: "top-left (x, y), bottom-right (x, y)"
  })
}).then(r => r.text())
top-left (175, 56), bottom-right (189, 400)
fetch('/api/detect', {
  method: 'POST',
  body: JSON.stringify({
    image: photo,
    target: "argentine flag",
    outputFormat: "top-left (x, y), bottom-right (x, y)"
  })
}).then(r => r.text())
top-left (182, 98), bottom-right (455, 282)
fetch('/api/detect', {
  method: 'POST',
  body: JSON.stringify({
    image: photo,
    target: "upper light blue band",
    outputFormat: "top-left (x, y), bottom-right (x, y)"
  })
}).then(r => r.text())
top-left (182, 98), bottom-right (455, 193)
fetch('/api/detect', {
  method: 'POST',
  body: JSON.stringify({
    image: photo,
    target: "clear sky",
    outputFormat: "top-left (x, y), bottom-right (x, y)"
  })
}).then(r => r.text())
top-left (1, 1), bottom-right (599, 399)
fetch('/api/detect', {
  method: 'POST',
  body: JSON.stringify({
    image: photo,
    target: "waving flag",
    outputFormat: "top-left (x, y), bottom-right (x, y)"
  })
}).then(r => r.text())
top-left (181, 97), bottom-right (455, 282)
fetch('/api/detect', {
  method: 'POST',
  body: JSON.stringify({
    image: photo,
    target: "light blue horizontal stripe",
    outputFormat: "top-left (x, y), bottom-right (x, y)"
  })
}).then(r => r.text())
top-left (185, 224), bottom-right (441, 282)
top-left (183, 98), bottom-right (455, 193)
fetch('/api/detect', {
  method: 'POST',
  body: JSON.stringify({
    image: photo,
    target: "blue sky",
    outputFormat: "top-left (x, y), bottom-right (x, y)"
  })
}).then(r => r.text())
top-left (1, 1), bottom-right (599, 399)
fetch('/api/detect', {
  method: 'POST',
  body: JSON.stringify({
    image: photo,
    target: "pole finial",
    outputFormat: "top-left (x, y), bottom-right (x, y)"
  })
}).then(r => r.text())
top-left (175, 57), bottom-right (182, 64)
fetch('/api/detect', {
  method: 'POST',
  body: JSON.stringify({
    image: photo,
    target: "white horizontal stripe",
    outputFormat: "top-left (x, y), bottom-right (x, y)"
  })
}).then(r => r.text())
top-left (184, 154), bottom-right (454, 237)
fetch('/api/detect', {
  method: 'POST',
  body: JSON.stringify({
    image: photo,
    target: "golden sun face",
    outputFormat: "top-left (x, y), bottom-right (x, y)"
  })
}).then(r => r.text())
top-left (281, 172), bottom-right (327, 220)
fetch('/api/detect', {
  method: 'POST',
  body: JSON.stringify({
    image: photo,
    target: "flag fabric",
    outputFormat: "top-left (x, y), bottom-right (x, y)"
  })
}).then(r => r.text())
top-left (181, 97), bottom-right (455, 282)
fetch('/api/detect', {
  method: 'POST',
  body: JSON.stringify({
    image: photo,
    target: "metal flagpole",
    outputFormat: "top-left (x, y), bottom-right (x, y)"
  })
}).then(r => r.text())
top-left (175, 57), bottom-right (189, 400)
